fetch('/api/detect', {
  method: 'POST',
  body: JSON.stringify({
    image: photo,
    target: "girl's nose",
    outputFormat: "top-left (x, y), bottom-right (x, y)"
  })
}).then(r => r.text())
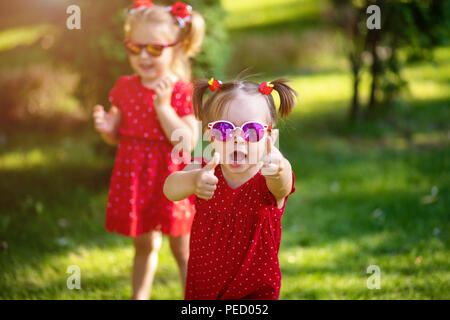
top-left (233, 128), bottom-right (245, 143)
top-left (140, 49), bottom-right (150, 59)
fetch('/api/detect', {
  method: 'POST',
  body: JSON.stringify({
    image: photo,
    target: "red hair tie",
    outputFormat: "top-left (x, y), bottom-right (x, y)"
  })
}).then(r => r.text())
top-left (259, 82), bottom-right (274, 95)
top-left (133, 0), bottom-right (154, 9)
top-left (208, 78), bottom-right (222, 92)
top-left (168, 2), bottom-right (192, 28)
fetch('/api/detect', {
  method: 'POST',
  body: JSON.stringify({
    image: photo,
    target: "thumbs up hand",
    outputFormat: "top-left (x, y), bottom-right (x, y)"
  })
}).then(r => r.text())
top-left (194, 152), bottom-right (220, 200)
top-left (260, 136), bottom-right (285, 179)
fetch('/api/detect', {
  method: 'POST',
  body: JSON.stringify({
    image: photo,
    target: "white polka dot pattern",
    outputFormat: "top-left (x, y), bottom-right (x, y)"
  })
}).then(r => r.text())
top-left (108, 75), bottom-right (194, 141)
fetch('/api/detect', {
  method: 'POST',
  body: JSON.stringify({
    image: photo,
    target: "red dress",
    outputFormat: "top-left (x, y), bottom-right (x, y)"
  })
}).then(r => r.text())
top-left (185, 158), bottom-right (296, 300)
top-left (105, 75), bottom-right (195, 237)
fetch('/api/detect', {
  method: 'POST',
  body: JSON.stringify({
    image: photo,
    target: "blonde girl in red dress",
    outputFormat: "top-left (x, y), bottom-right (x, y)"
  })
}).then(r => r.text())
top-left (92, 0), bottom-right (205, 300)
top-left (164, 78), bottom-right (298, 299)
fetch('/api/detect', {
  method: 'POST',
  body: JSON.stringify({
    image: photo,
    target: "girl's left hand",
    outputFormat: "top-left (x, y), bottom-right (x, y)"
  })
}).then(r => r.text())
top-left (154, 76), bottom-right (175, 109)
top-left (260, 136), bottom-right (285, 179)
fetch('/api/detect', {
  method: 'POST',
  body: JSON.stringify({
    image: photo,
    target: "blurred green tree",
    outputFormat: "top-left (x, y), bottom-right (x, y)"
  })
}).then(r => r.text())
top-left (327, 0), bottom-right (449, 121)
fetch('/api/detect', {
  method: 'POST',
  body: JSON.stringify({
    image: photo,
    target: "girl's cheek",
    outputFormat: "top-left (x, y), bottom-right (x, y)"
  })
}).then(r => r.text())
top-left (129, 56), bottom-right (138, 69)
top-left (157, 50), bottom-right (173, 72)
top-left (129, 56), bottom-right (145, 75)
top-left (211, 140), bottom-right (227, 163)
top-left (247, 143), bottom-right (262, 165)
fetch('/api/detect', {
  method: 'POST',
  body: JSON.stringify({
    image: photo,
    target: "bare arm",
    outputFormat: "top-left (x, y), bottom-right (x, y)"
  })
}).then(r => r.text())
top-left (264, 157), bottom-right (293, 203)
top-left (163, 163), bottom-right (200, 201)
top-left (164, 153), bottom-right (220, 202)
top-left (155, 108), bottom-right (199, 152)
top-left (100, 131), bottom-right (120, 146)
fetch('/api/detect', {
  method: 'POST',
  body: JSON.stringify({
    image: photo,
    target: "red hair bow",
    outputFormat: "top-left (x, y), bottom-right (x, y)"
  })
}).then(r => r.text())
top-left (134, 0), bottom-right (154, 9)
top-left (208, 78), bottom-right (222, 92)
top-left (259, 82), bottom-right (274, 95)
top-left (169, 2), bottom-right (192, 28)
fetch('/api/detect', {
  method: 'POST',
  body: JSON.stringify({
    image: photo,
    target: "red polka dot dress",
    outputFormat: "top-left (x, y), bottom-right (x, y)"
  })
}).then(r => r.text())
top-left (185, 158), bottom-right (296, 300)
top-left (105, 75), bottom-right (195, 237)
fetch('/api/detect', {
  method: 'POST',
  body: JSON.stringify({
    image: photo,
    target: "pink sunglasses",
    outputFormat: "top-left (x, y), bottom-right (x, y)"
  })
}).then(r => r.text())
top-left (208, 120), bottom-right (271, 142)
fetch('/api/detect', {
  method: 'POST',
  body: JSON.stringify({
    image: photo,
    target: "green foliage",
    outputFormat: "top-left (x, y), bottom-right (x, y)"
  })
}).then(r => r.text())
top-left (373, 0), bottom-right (450, 105)
top-left (50, 0), bottom-right (134, 107)
top-left (328, 0), bottom-right (450, 119)
top-left (189, 0), bottom-right (230, 80)
top-left (223, 0), bottom-right (327, 77)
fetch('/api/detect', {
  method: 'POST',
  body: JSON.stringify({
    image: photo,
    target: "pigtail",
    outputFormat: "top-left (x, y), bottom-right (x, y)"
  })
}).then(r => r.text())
top-left (271, 78), bottom-right (298, 118)
top-left (183, 11), bottom-right (206, 58)
top-left (193, 79), bottom-right (210, 121)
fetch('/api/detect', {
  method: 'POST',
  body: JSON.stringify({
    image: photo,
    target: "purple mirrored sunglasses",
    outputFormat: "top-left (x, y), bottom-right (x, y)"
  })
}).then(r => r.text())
top-left (207, 120), bottom-right (271, 142)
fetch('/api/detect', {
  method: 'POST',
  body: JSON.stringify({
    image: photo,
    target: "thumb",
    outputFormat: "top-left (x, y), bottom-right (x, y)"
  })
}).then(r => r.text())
top-left (204, 152), bottom-right (220, 173)
top-left (266, 136), bottom-right (272, 155)
top-left (110, 106), bottom-right (119, 115)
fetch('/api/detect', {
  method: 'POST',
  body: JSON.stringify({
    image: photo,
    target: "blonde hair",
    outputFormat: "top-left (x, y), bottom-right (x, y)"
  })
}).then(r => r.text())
top-left (124, 5), bottom-right (205, 81)
top-left (194, 79), bottom-right (298, 132)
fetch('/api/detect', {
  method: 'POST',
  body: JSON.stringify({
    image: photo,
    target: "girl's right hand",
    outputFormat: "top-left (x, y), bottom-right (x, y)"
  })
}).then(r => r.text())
top-left (194, 152), bottom-right (220, 200)
top-left (93, 105), bottom-right (120, 135)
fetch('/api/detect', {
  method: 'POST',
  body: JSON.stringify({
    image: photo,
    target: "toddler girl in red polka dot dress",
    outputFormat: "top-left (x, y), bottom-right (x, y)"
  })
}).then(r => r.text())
top-left (92, 0), bottom-right (205, 300)
top-left (164, 78), bottom-right (298, 299)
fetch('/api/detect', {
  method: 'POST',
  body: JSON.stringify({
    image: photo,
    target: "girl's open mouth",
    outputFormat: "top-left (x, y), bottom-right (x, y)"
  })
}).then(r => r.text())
top-left (229, 150), bottom-right (247, 167)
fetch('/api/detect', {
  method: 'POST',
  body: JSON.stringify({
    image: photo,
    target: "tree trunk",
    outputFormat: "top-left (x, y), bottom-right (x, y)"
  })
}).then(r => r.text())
top-left (349, 54), bottom-right (361, 122)
top-left (367, 30), bottom-right (380, 117)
